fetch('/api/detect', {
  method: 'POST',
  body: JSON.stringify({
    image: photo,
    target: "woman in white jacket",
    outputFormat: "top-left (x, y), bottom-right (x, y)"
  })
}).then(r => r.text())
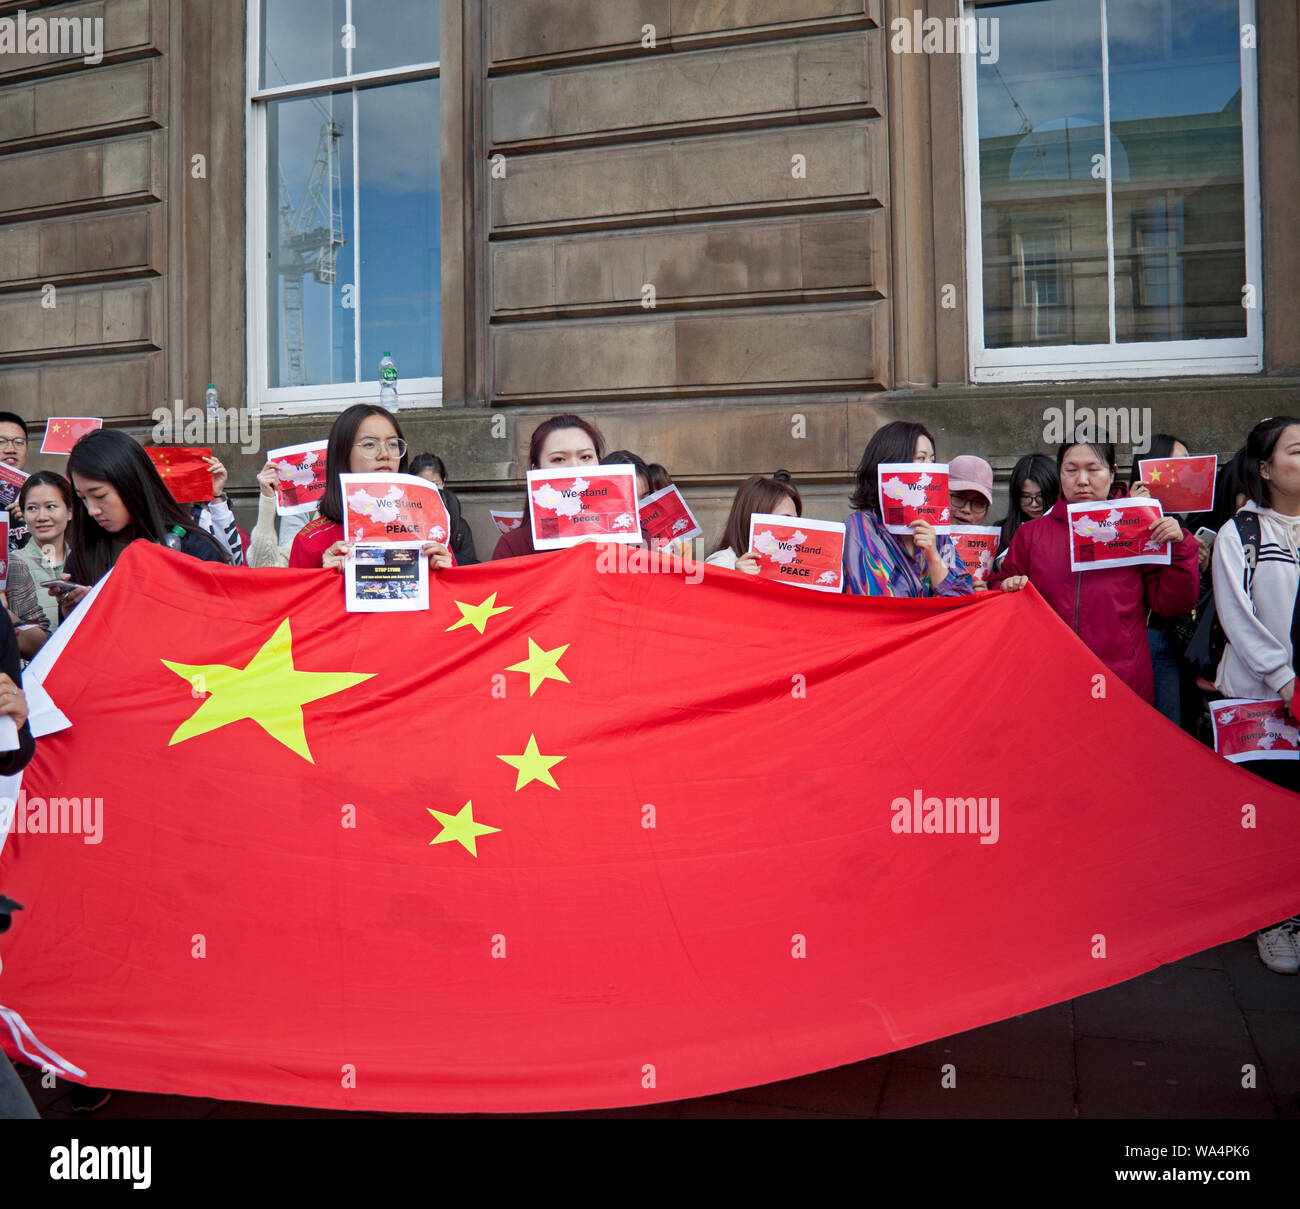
top-left (1212, 415), bottom-right (1300, 973)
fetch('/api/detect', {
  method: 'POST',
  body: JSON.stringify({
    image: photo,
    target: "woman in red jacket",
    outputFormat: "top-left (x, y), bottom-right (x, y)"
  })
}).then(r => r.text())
top-left (991, 440), bottom-right (1200, 704)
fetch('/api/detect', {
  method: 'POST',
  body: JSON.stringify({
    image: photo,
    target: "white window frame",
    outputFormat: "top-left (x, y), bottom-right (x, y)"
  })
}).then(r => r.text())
top-left (246, 1), bottom-right (443, 416)
top-left (960, 0), bottom-right (1263, 382)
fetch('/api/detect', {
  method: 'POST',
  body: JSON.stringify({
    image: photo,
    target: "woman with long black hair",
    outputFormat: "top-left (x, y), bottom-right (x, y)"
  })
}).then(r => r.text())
top-left (1210, 417), bottom-right (1300, 973)
top-left (58, 430), bottom-right (230, 610)
top-left (994, 454), bottom-right (1060, 567)
top-left (289, 404), bottom-right (452, 573)
top-left (843, 420), bottom-right (973, 598)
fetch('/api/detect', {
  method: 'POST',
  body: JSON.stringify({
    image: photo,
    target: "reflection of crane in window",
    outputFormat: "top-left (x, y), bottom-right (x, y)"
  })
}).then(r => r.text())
top-left (270, 53), bottom-right (346, 388)
top-left (992, 64), bottom-right (1046, 177)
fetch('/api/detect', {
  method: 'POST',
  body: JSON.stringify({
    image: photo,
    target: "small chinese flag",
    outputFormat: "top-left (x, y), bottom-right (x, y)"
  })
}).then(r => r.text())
top-left (40, 416), bottom-right (103, 455)
top-left (146, 446), bottom-right (214, 504)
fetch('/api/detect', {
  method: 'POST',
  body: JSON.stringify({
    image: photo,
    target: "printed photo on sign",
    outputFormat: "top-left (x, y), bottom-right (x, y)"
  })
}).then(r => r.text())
top-left (638, 484), bottom-right (703, 547)
top-left (146, 446), bottom-right (214, 505)
top-left (877, 463), bottom-right (951, 535)
top-left (949, 525), bottom-right (1001, 585)
top-left (490, 509), bottom-right (524, 535)
top-left (1138, 454), bottom-right (1217, 515)
top-left (0, 460), bottom-right (29, 513)
top-left (342, 473), bottom-right (451, 546)
top-left (267, 440), bottom-right (329, 515)
top-left (0, 514), bottom-right (8, 590)
top-left (1068, 498), bottom-right (1171, 571)
top-left (345, 544), bottom-right (429, 613)
top-left (1211, 698), bottom-right (1300, 763)
top-left (526, 466), bottom-right (642, 550)
top-left (747, 513), bottom-right (846, 593)
top-left (40, 416), bottom-right (103, 455)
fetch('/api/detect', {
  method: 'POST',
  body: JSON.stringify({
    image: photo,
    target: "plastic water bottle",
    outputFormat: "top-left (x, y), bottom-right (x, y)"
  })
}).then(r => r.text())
top-left (205, 383), bottom-right (219, 423)
top-left (163, 525), bottom-right (185, 550)
top-left (379, 352), bottom-right (398, 407)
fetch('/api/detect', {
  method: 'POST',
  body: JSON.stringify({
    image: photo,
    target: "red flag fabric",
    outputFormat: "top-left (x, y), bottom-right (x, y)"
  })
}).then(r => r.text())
top-left (145, 446), bottom-right (215, 505)
top-left (0, 542), bottom-right (1297, 1113)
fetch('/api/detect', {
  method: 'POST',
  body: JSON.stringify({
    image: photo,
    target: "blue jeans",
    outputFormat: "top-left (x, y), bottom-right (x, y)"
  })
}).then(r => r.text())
top-left (1148, 626), bottom-right (1181, 725)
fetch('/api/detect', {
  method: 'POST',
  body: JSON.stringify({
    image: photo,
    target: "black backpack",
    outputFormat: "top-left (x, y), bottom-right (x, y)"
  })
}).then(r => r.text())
top-left (1183, 512), bottom-right (1260, 680)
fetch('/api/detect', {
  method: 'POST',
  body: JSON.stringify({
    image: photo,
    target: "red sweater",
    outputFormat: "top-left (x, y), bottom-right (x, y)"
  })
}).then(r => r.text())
top-left (990, 499), bottom-right (1200, 703)
top-left (289, 517), bottom-right (344, 568)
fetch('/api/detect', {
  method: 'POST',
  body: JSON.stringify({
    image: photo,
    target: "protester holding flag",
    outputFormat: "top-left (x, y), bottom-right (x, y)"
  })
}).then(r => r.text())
top-left (843, 421), bottom-right (972, 598)
top-left (706, 472), bottom-right (803, 573)
top-left (1211, 417), bottom-right (1300, 972)
top-left (412, 454), bottom-right (478, 566)
top-left (289, 405), bottom-right (452, 574)
top-left (188, 456), bottom-right (246, 567)
top-left (15, 472), bottom-right (70, 632)
top-left (58, 430), bottom-right (231, 611)
top-left (992, 441), bottom-right (1199, 703)
top-left (994, 454), bottom-right (1060, 567)
top-left (491, 414), bottom-right (607, 560)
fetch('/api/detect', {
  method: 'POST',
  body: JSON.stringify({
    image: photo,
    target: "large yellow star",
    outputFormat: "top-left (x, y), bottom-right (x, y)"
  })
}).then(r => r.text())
top-left (504, 638), bottom-right (570, 696)
top-left (497, 733), bottom-right (565, 791)
top-left (161, 619), bottom-right (375, 763)
top-left (446, 593), bottom-right (512, 634)
top-left (428, 800), bottom-right (500, 857)
top-left (1148, 467), bottom-right (1163, 483)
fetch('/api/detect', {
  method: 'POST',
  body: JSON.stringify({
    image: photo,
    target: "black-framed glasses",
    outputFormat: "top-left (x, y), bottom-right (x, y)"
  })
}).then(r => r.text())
top-left (1019, 492), bottom-right (1044, 505)
top-left (354, 438), bottom-right (407, 458)
top-left (0, 438), bottom-right (28, 450)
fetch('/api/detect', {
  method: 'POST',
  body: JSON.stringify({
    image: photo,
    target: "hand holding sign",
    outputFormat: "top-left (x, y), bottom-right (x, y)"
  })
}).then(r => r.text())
top-left (746, 514), bottom-right (845, 592)
top-left (1068, 498), bottom-right (1172, 571)
top-left (878, 463), bottom-right (951, 535)
top-left (266, 440), bottom-right (328, 515)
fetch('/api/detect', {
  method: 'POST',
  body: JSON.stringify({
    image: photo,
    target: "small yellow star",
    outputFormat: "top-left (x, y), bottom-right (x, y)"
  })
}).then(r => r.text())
top-left (428, 800), bottom-right (500, 857)
top-left (162, 619), bottom-right (375, 763)
top-left (497, 733), bottom-right (566, 791)
top-left (504, 638), bottom-right (570, 696)
top-left (446, 593), bottom-right (512, 634)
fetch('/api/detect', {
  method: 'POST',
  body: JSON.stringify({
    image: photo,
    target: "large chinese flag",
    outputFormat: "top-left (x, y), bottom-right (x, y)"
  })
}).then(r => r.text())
top-left (1, 543), bottom-right (1297, 1112)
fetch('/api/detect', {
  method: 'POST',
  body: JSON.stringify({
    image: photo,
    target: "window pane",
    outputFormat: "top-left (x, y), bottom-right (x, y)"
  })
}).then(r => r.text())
top-left (977, 1), bottom-right (1110, 347)
top-left (357, 79), bottom-right (441, 383)
top-left (266, 93), bottom-right (356, 387)
top-left (1107, 0), bottom-right (1246, 341)
top-left (261, 0), bottom-right (347, 88)
top-left (352, 0), bottom-right (440, 75)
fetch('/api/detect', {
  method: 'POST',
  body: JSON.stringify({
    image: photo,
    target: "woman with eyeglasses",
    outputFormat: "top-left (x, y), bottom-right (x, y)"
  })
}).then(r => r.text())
top-left (994, 454), bottom-right (1060, 569)
top-left (288, 404), bottom-right (452, 573)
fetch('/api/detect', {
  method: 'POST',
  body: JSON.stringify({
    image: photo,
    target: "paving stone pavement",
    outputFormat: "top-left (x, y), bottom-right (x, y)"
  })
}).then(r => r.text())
top-left (18, 937), bottom-right (1299, 1119)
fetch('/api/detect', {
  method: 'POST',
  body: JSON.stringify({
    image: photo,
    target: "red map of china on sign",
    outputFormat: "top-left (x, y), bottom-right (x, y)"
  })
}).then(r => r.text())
top-left (747, 514), bottom-right (845, 593)
top-left (267, 441), bottom-right (328, 515)
top-left (1211, 698), bottom-right (1300, 762)
top-left (950, 526), bottom-right (1001, 585)
top-left (342, 473), bottom-right (451, 546)
top-left (877, 463), bottom-right (951, 534)
top-left (1068, 499), bottom-right (1170, 571)
top-left (40, 416), bottom-right (102, 455)
top-left (1138, 455), bottom-right (1217, 514)
top-left (638, 484), bottom-right (702, 547)
top-left (526, 467), bottom-right (641, 550)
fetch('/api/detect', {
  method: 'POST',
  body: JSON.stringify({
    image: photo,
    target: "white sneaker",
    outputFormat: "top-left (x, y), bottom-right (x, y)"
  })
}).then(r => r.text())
top-left (1257, 923), bottom-right (1300, 974)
